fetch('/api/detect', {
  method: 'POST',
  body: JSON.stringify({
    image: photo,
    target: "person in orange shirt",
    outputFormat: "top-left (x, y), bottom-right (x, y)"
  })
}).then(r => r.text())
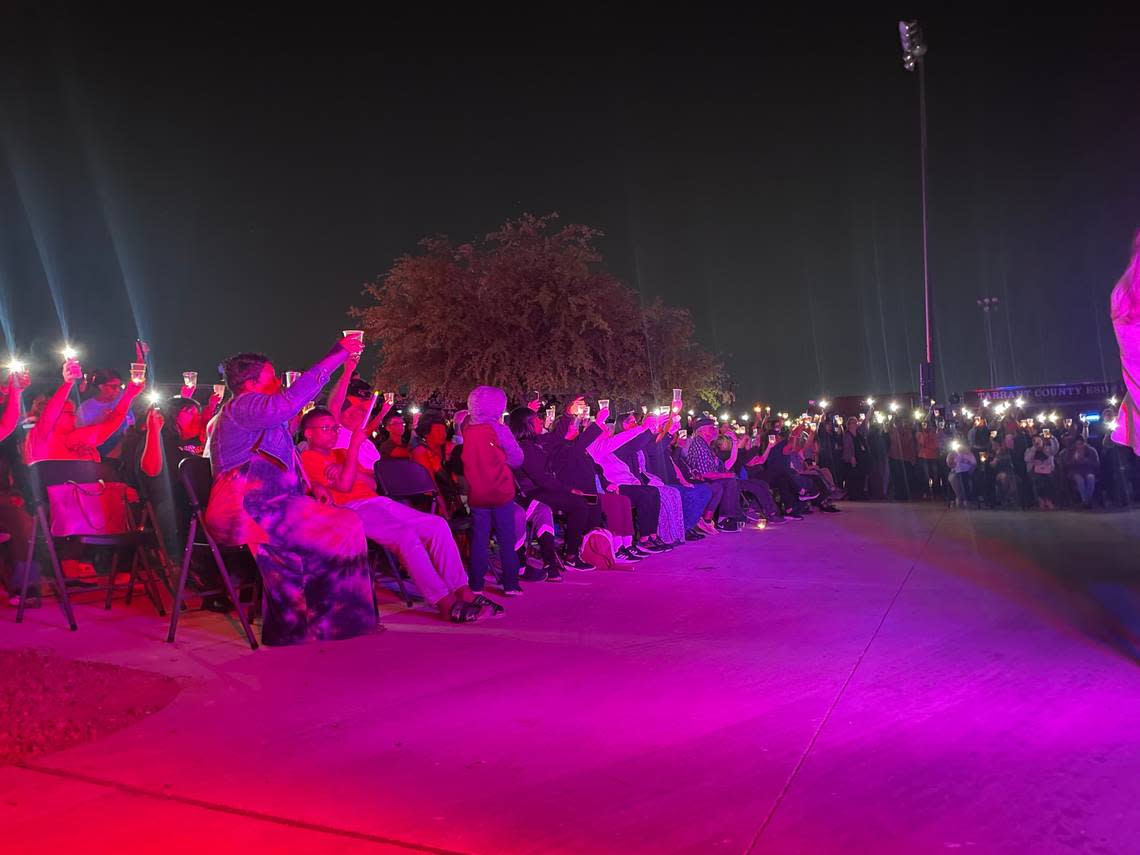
top-left (298, 408), bottom-right (489, 622)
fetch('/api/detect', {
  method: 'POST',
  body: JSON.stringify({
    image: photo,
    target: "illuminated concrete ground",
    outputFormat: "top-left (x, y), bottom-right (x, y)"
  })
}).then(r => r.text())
top-left (3, 503), bottom-right (1139, 854)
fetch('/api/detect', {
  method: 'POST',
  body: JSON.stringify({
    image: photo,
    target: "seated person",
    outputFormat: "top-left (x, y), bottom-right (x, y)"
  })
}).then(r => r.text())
top-left (1061, 433), bottom-right (1100, 509)
top-left (509, 406), bottom-right (600, 572)
top-left (137, 397), bottom-right (236, 612)
top-left (546, 401), bottom-right (639, 565)
top-left (205, 339), bottom-right (377, 645)
top-left (77, 368), bottom-right (138, 458)
top-left (378, 412), bottom-right (411, 460)
top-left (0, 367), bottom-right (34, 603)
top-left (25, 359), bottom-right (142, 463)
top-left (684, 417), bottom-right (785, 530)
top-left (1025, 433), bottom-right (1059, 509)
top-left (300, 407), bottom-right (488, 621)
top-left (588, 408), bottom-right (667, 558)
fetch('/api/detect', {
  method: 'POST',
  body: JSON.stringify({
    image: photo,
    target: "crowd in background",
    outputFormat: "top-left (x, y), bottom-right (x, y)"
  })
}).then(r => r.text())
top-left (810, 400), bottom-right (1132, 511)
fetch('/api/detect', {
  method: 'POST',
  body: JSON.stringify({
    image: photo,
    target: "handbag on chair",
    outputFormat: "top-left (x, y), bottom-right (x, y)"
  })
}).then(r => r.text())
top-left (47, 479), bottom-right (133, 537)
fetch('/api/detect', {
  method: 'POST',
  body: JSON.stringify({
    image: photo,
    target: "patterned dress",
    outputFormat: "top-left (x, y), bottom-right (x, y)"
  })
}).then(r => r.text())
top-left (209, 455), bottom-right (377, 646)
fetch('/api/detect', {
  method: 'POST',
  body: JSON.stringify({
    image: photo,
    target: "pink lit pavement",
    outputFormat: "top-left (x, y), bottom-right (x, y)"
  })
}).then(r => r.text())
top-left (3, 503), bottom-right (1140, 854)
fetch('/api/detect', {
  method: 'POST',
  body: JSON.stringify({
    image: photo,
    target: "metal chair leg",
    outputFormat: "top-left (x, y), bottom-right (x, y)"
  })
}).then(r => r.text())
top-left (105, 550), bottom-right (120, 610)
top-left (203, 524), bottom-right (258, 651)
top-left (166, 519), bottom-right (197, 643)
top-left (35, 510), bottom-right (77, 630)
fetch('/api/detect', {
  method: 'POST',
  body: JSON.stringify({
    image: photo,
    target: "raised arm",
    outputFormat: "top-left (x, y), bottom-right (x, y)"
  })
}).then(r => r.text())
top-left (139, 408), bottom-right (165, 478)
top-left (0, 372), bottom-right (29, 443)
top-left (72, 381), bottom-right (143, 446)
top-left (38, 361), bottom-right (82, 438)
top-left (326, 351), bottom-right (361, 425)
top-left (229, 343), bottom-right (354, 431)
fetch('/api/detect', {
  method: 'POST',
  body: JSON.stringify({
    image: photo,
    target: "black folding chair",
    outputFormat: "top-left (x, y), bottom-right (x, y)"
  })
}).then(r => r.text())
top-left (17, 460), bottom-right (165, 629)
top-left (166, 457), bottom-right (261, 649)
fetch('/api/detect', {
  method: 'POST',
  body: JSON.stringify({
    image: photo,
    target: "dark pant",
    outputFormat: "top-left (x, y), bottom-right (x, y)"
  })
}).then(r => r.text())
top-left (747, 466), bottom-right (798, 511)
top-left (889, 459), bottom-right (912, 500)
top-left (738, 478), bottom-right (779, 518)
top-left (918, 458), bottom-right (939, 497)
top-left (0, 498), bottom-right (36, 595)
top-left (700, 477), bottom-right (741, 520)
top-left (471, 501), bottom-right (520, 592)
top-left (618, 484), bottom-right (660, 537)
top-left (526, 488), bottom-right (599, 555)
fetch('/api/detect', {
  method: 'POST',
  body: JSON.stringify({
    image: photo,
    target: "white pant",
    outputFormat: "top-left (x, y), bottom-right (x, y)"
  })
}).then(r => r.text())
top-left (346, 497), bottom-right (467, 605)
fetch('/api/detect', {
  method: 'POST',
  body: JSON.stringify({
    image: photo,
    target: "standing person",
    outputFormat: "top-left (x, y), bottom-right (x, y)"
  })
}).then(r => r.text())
top-left (1111, 233), bottom-right (1140, 452)
top-left (463, 386), bottom-right (523, 595)
top-left (916, 421), bottom-right (941, 499)
top-left (946, 441), bottom-right (977, 508)
top-left (866, 419), bottom-right (890, 500)
top-left (204, 337), bottom-right (377, 646)
top-left (838, 417), bottom-right (861, 499)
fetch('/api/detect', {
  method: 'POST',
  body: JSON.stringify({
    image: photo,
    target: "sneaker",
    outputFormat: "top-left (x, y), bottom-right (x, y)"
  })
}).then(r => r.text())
top-left (638, 541), bottom-right (665, 554)
top-left (786, 512), bottom-right (804, 521)
top-left (820, 504), bottom-right (841, 514)
top-left (521, 566), bottom-right (548, 583)
top-left (765, 515), bottom-right (787, 526)
top-left (798, 488), bottom-right (821, 502)
top-left (544, 565), bottom-right (564, 582)
top-left (715, 519), bottom-right (741, 533)
top-left (648, 536), bottom-right (674, 551)
top-left (629, 544), bottom-right (654, 558)
top-left (744, 510), bottom-right (762, 523)
top-left (684, 529), bottom-right (705, 542)
top-left (501, 586), bottom-right (524, 597)
top-left (697, 519), bottom-right (719, 536)
top-left (615, 547), bottom-right (642, 563)
top-left (565, 556), bottom-right (596, 571)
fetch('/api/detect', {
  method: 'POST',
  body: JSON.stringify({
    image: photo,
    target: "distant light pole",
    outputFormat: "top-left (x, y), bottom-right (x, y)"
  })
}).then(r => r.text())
top-left (977, 296), bottom-right (1000, 388)
top-left (898, 20), bottom-right (933, 403)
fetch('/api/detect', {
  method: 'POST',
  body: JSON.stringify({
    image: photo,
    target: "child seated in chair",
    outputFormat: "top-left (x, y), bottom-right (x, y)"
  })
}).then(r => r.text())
top-left (299, 408), bottom-right (493, 622)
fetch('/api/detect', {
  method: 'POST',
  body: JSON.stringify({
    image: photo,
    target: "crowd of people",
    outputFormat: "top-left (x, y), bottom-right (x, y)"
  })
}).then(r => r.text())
top-left (3, 232), bottom-right (1139, 645)
top-left (812, 402), bottom-right (1131, 511)
top-left (0, 337), bottom-right (846, 645)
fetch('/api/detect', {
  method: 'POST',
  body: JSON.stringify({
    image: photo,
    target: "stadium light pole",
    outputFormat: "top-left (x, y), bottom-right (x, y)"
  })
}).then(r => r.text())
top-left (899, 20), bottom-right (933, 404)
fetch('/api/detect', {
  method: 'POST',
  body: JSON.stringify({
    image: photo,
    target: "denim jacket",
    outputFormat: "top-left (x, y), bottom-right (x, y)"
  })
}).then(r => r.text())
top-left (207, 345), bottom-right (350, 474)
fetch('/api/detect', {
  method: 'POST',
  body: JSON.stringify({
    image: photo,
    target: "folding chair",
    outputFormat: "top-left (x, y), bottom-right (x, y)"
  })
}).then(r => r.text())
top-left (166, 456), bottom-right (261, 649)
top-left (17, 460), bottom-right (165, 629)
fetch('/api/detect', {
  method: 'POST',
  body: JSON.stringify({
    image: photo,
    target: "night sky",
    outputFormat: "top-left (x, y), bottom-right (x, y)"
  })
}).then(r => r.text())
top-left (2, 6), bottom-right (1138, 408)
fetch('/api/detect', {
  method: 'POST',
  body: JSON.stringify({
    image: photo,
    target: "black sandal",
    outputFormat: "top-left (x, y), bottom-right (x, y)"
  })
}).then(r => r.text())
top-left (449, 600), bottom-right (482, 623)
top-left (470, 594), bottom-right (504, 616)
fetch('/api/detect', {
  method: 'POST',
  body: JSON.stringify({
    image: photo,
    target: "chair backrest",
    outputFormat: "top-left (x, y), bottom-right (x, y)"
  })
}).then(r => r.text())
top-left (374, 459), bottom-right (438, 501)
top-left (25, 459), bottom-right (129, 505)
top-left (178, 456), bottom-right (215, 512)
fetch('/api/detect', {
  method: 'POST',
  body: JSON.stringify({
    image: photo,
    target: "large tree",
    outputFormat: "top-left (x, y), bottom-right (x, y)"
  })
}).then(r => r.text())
top-left (352, 214), bottom-right (728, 406)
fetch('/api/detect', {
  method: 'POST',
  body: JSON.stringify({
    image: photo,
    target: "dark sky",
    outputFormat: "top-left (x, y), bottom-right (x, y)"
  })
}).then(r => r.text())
top-left (2, 6), bottom-right (1138, 407)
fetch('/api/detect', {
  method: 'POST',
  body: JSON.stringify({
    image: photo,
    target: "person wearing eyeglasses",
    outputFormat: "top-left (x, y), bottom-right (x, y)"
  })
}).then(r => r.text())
top-left (299, 407), bottom-right (488, 622)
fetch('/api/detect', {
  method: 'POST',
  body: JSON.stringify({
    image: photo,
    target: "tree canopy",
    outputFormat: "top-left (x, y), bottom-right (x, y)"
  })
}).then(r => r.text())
top-left (352, 214), bottom-right (729, 407)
